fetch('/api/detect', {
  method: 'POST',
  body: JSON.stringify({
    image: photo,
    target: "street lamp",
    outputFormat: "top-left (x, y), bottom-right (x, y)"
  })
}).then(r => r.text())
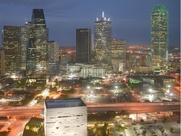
top-left (148, 88), bottom-right (153, 92)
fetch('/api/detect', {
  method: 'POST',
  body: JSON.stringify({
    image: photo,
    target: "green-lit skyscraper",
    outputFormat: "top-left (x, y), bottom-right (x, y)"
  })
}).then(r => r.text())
top-left (151, 5), bottom-right (168, 71)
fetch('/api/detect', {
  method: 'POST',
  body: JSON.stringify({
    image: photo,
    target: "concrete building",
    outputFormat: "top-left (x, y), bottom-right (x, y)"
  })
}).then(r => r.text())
top-left (47, 41), bottom-right (59, 63)
top-left (44, 98), bottom-right (87, 136)
top-left (109, 39), bottom-right (126, 72)
top-left (80, 65), bottom-right (105, 78)
top-left (47, 41), bottom-right (60, 76)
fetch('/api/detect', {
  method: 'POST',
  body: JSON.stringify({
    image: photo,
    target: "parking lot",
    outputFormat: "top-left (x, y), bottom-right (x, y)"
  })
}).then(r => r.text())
top-left (125, 121), bottom-right (180, 136)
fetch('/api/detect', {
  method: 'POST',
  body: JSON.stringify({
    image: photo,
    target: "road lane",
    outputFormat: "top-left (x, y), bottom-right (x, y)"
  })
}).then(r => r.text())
top-left (0, 102), bottom-right (179, 116)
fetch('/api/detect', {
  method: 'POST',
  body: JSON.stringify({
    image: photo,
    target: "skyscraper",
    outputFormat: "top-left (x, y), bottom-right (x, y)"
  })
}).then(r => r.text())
top-left (47, 41), bottom-right (60, 76)
top-left (44, 98), bottom-right (87, 136)
top-left (47, 41), bottom-right (59, 63)
top-left (31, 9), bottom-right (48, 75)
top-left (94, 11), bottom-right (112, 63)
top-left (0, 49), bottom-right (5, 76)
top-left (151, 5), bottom-right (168, 71)
top-left (2, 26), bottom-right (21, 75)
top-left (76, 28), bottom-right (91, 63)
top-left (109, 38), bottom-right (126, 72)
top-left (26, 21), bottom-right (36, 76)
top-left (20, 25), bottom-right (29, 73)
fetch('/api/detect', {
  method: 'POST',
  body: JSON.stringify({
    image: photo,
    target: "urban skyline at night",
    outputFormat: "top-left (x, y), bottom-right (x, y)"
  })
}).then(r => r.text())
top-left (0, 1), bottom-right (180, 136)
top-left (0, 0), bottom-right (180, 46)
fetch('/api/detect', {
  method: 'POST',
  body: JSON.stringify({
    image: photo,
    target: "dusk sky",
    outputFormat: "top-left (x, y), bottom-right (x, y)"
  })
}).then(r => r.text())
top-left (0, 0), bottom-right (180, 46)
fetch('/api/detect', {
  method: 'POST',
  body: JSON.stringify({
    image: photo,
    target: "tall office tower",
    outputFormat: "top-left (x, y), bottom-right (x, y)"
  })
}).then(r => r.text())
top-left (31, 9), bottom-right (48, 75)
top-left (76, 28), bottom-right (91, 63)
top-left (20, 25), bottom-right (29, 74)
top-left (2, 26), bottom-right (21, 76)
top-left (109, 39), bottom-right (126, 72)
top-left (47, 41), bottom-right (59, 63)
top-left (94, 11), bottom-right (112, 63)
top-left (47, 41), bottom-right (60, 76)
top-left (44, 98), bottom-right (87, 136)
top-left (151, 5), bottom-right (168, 71)
top-left (0, 49), bottom-right (5, 76)
top-left (26, 21), bottom-right (37, 76)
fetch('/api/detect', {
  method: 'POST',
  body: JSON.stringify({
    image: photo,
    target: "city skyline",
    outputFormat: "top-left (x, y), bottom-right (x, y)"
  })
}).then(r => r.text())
top-left (0, 0), bottom-right (180, 46)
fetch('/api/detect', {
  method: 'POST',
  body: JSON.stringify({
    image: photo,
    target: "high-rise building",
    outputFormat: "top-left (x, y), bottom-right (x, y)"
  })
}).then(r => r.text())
top-left (26, 21), bottom-right (37, 76)
top-left (151, 5), bottom-right (168, 71)
top-left (94, 11), bottom-right (112, 63)
top-left (47, 41), bottom-right (60, 76)
top-left (20, 25), bottom-right (29, 73)
top-left (44, 98), bottom-right (87, 136)
top-left (76, 28), bottom-right (91, 63)
top-left (31, 9), bottom-right (48, 75)
top-left (2, 26), bottom-right (21, 76)
top-left (109, 39), bottom-right (126, 72)
top-left (47, 41), bottom-right (59, 63)
top-left (0, 49), bottom-right (5, 76)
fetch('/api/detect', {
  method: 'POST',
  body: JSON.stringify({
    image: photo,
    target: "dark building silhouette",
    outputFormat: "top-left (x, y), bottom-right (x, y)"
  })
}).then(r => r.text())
top-left (76, 28), bottom-right (91, 63)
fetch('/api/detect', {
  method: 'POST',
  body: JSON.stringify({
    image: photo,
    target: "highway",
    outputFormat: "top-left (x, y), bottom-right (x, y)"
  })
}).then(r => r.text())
top-left (0, 102), bottom-right (180, 116)
top-left (87, 104), bottom-right (180, 113)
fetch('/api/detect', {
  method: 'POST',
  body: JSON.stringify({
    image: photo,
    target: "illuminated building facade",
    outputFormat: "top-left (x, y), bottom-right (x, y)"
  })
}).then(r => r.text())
top-left (0, 49), bottom-right (5, 76)
top-left (80, 65), bottom-right (105, 78)
top-left (76, 28), bottom-right (91, 63)
top-left (2, 26), bottom-right (21, 76)
top-left (151, 5), bottom-right (168, 71)
top-left (47, 41), bottom-right (59, 63)
top-left (109, 39), bottom-right (126, 72)
top-left (126, 46), bottom-right (152, 72)
top-left (26, 21), bottom-right (36, 76)
top-left (94, 11), bottom-right (112, 63)
top-left (44, 98), bottom-right (87, 136)
top-left (126, 53), bottom-right (151, 72)
top-left (47, 41), bottom-right (60, 76)
top-left (31, 9), bottom-right (48, 75)
top-left (20, 25), bottom-right (29, 73)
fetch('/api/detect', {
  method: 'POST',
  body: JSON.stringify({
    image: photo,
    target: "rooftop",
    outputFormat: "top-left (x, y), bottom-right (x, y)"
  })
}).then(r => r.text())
top-left (45, 98), bottom-right (86, 109)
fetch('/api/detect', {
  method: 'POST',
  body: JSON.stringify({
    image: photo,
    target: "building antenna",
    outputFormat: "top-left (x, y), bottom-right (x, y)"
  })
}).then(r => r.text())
top-left (114, 34), bottom-right (117, 40)
top-left (102, 11), bottom-right (104, 18)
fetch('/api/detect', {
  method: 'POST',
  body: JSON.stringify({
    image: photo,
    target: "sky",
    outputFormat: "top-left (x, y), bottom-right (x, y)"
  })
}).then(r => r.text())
top-left (0, 0), bottom-right (180, 46)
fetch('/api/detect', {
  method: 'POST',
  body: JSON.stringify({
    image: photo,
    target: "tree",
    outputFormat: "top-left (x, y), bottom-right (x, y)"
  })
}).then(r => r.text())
top-left (140, 119), bottom-right (144, 123)
top-left (120, 110), bottom-right (129, 116)
top-left (162, 117), bottom-right (168, 123)
top-left (170, 127), bottom-right (174, 133)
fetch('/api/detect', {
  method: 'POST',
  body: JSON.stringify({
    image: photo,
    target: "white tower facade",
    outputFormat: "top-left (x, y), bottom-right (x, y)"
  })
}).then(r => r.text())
top-left (44, 98), bottom-right (87, 136)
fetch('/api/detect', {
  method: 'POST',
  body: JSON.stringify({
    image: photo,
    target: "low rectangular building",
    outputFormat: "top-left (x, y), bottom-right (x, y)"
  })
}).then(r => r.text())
top-left (44, 98), bottom-right (87, 136)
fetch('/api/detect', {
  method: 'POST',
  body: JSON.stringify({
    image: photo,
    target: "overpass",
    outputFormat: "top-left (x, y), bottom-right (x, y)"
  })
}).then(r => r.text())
top-left (0, 102), bottom-right (180, 116)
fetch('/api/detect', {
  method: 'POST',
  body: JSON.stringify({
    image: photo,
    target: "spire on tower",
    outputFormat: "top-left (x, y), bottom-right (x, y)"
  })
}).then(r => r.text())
top-left (102, 11), bottom-right (104, 18)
